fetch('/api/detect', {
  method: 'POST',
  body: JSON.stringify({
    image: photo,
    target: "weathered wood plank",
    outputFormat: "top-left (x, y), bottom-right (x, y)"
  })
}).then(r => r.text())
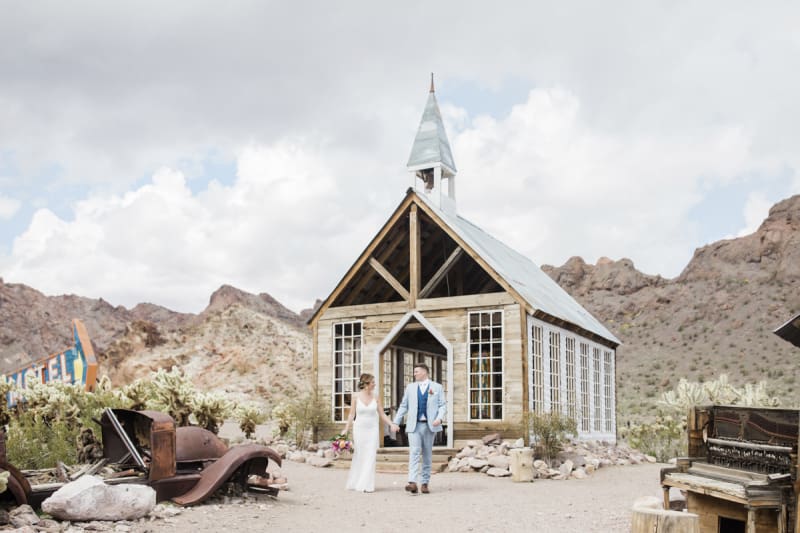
top-left (416, 292), bottom-right (515, 311)
top-left (409, 204), bottom-right (420, 309)
top-left (369, 257), bottom-right (409, 301)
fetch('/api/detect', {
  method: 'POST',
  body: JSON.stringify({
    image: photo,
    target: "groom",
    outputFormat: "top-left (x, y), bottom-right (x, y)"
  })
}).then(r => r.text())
top-left (393, 363), bottom-right (446, 494)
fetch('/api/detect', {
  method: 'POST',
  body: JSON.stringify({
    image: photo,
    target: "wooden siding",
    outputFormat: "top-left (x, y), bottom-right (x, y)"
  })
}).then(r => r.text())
top-left (316, 301), bottom-right (525, 437)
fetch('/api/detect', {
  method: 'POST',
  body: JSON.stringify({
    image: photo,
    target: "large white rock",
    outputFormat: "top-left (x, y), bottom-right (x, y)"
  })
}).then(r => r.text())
top-left (487, 455), bottom-right (511, 469)
top-left (468, 458), bottom-right (488, 470)
top-left (42, 476), bottom-right (155, 521)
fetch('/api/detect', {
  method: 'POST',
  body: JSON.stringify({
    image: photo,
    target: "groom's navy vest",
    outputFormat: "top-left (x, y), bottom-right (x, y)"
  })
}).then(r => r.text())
top-left (417, 384), bottom-right (428, 421)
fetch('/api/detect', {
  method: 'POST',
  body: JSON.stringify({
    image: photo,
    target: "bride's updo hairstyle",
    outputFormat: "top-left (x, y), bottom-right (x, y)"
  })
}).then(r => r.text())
top-left (357, 373), bottom-right (374, 390)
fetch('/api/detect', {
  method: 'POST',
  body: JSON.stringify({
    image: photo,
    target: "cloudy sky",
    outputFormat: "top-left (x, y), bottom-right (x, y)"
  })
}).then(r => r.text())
top-left (1, 1), bottom-right (798, 314)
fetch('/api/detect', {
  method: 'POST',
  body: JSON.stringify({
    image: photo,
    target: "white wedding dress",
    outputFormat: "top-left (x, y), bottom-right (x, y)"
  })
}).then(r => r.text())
top-left (345, 397), bottom-right (379, 492)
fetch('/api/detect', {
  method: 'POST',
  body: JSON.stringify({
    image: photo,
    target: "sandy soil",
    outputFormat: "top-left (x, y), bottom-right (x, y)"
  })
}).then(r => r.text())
top-left (143, 461), bottom-right (667, 533)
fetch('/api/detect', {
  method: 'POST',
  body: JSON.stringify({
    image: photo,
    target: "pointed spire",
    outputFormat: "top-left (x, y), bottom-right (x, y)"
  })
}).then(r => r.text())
top-left (406, 78), bottom-right (456, 175)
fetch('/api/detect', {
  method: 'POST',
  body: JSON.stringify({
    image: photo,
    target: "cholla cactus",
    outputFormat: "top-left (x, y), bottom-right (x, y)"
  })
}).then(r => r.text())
top-left (236, 403), bottom-right (267, 439)
top-left (0, 380), bottom-right (16, 426)
top-left (21, 381), bottom-right (83, 429)
top-left (740, 382), bottom-right (781, 407)
top-left (660, 379), bottom-right (706, 410)
top-left (148, 367), bottom-right (196, 426)
top-left (660, 374), bottom-right (780, 410)
top-left (190, 391), bottom-right (233, 434)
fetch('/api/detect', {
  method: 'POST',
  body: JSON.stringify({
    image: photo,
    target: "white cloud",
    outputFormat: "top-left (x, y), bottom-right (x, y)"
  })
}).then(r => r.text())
top-left (736, 192), bottom-right (772, 237)
top-left (3, 142), bottom-right (389, 313)
top-left (1, 2), bottom-right (800, 311)
top-left (452, 88), bottom-right (781, 277)
top-left (0, 194), bottom-right (20, 219)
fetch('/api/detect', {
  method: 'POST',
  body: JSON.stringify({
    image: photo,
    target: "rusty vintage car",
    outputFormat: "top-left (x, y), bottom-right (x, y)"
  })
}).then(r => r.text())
top-left (0, 408), bottom-right (282, 508)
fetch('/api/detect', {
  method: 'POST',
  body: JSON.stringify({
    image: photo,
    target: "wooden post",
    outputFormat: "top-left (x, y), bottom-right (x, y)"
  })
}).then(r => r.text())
top-left (746, 508), bottom-right (756, 533)
top-left (409, 204), bottom-right (420, 309)
top-left (509, 448), bottom-right (534, 482)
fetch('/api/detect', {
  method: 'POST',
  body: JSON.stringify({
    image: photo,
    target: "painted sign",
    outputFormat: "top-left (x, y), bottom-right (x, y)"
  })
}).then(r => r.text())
top-left (2, 319), bottom-right (98, 405)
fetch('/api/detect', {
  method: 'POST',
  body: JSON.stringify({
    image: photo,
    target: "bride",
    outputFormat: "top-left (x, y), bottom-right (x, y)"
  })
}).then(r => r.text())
top-left (343, 373), bottom-right (399, 492)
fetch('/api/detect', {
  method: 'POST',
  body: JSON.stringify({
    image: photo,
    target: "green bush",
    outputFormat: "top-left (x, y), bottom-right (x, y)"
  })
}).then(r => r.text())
top-left (623, 415), bottom-right (685, 462)
top-left (272, 389), bottom-right (329, 447)
top-left (528, 410), bottom-right (577, 464)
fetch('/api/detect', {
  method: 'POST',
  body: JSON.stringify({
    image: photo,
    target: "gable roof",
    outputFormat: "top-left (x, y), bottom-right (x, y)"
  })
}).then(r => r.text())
top-left (414, 192), bottom-right (620, 345)
top-left (309, 189), bottom-right (620, 347)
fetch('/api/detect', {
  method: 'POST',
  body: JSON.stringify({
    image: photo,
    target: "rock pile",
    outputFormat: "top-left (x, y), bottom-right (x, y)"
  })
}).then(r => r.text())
top-left (445, 434), bottom-right (656, 480)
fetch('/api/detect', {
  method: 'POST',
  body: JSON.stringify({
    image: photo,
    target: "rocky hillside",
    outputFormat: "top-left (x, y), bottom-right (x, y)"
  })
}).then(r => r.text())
top-left (0, 282), bottom-right (313, 408)
top-left (543, 194), bottom-right (800, 424)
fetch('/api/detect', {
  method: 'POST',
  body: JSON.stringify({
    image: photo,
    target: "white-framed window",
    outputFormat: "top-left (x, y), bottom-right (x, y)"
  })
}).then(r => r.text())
top-left (332, 321), bottom-right (362, 421)
top-left (604, 350), bottom-right (613, 432)
top-left (565, 337), bottom-right (576, 420)
top-left (592, 347), bottom-right (602, 432)
top-left (531, 324), bottom-right (544, 413)
top-left (549, 331), bottom-right (561, 414)
top-left (579, 342), bottom-right (590, 432)
top-left (468, 310), bottom-right (503, 420)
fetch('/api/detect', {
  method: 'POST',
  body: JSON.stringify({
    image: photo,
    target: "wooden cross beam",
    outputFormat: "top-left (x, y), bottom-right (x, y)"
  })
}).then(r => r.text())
top-left (419, 247), bottom-right (463, 298)
top-left (368, 257), bottom-right (410, 301)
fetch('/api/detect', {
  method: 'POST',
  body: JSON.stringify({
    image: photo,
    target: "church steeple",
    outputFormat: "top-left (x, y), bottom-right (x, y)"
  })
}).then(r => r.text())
top-left (407, 74), bottom-right (457, 213)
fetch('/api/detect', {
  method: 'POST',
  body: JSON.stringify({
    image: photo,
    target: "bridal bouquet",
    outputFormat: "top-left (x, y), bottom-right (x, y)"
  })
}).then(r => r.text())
top-left (331, 433), bottom-right (353, 454)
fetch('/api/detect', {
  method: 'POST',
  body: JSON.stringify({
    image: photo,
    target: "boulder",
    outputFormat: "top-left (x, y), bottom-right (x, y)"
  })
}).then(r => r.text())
top-left (306, 456), bottom-right (333, 468)
top-left (570, 468), bottom-right (588, 479)
top-left (559, 459), bottom-right (574, 476)
top-left (9, 505), bottom-right (39, 528)
top-left (488, 455), bottom-right (511, 469)
top-left (486, 467), bottom-right (511, 477)
top-left (468, 458), bottom-right (488, 470)
top-left (41, 476), bottom-right (155, 521)
top-left (287, 451), bottom-right (306, 463)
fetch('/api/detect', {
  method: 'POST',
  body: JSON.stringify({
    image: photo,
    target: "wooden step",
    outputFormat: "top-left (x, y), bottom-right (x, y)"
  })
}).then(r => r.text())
top-left (333, 447), bottom-right (457, 472)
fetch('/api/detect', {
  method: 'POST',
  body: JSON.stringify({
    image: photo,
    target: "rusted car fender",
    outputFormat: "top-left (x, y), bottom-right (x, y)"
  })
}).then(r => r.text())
top-left (171, 444), bottom-right (282, 506)
top-left (0, 461), bottom-right (31, 506)
top-left (175, 426), bottom-right (228, 463)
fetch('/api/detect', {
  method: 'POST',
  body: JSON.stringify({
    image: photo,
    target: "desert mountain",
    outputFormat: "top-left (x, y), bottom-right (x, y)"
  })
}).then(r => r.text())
top-left (0, 280), bottom-right (312, 408)
top-left (542, 194), bottom-right (800, 423)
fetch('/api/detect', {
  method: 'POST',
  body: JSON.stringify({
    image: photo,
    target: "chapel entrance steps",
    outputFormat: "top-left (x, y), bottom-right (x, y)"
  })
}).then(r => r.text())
top-left (333, 447), bottom-right (458, 473)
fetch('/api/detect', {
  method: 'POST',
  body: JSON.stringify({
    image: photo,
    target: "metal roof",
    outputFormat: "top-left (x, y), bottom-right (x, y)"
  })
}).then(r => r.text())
top-left (406, 89), bottom-right (457, 174)
top-left (415, 192), bottom-right (621, 345)
top-left (774, 313), bottom-right (800, 348)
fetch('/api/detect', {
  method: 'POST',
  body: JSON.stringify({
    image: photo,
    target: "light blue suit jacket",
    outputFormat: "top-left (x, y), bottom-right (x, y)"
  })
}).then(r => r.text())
top-left (393, 381), bottom-right (447, 433)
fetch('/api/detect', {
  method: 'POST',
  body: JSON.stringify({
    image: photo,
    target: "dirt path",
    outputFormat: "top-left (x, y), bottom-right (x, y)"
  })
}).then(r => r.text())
top-left (145, 461), bottom-right (666, 532)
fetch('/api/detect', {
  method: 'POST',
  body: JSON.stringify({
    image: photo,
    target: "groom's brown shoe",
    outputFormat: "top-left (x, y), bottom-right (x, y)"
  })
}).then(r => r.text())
top-left (421, 484), bottom-right (429, 494)
top-left (405, 482), bottom-right (418, 494)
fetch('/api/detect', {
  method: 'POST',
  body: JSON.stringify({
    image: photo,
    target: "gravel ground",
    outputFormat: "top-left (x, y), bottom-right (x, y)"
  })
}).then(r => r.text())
top-left (145, 460), bottom-right (666, 533)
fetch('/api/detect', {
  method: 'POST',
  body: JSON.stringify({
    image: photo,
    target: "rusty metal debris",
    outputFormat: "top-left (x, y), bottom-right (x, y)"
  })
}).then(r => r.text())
top-left (0, 408), bottom-right (282, 509)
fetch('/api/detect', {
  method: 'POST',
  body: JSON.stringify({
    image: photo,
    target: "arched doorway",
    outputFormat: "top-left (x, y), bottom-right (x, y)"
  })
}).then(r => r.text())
top-left (374, 310), bottom-right (453, 448)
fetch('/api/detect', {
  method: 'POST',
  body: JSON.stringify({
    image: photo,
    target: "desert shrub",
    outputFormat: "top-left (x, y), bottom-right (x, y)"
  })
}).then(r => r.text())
top-left (7, 416), bottom-right (79, 469)
top-left (4, 368), bottom-right (247, 468)
top-left (622, 415), bottom-right (685, 462)
top-left (272, 390), bottom-right (329, 447)
top-left (6, 377), bottom-right (126, 468)
top-left (528, 411), bottom-right (577, 464)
